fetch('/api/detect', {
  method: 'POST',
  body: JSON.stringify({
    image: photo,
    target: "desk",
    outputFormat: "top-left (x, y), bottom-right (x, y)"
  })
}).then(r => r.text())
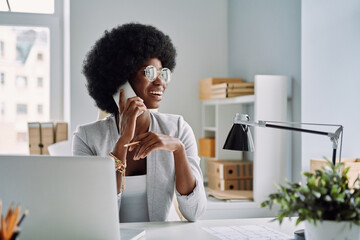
top-left (120, 217), bottom-right (304, 239)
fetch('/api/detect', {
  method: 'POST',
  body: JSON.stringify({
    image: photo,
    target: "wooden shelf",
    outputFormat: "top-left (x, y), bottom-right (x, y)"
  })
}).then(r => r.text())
top-left (200, 76), bottom-right (289, 219)
top-left (202, 94), bottom-right (255, 105)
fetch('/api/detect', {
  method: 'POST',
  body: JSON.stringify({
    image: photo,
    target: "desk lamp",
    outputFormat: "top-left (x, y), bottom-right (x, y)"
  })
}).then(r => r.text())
top-left (223, 113), bottom-right (343, 240)
top-left (223, 113), bottom-right (343, 165)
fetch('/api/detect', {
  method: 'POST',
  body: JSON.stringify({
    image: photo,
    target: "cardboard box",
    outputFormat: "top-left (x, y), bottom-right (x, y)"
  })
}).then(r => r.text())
top-left (199, 78), bottom-right (244, 100)
top-left (198, 138), bottom-right (215, 158)
top-left (311, 158), bottom-right (360, 187)
top-left (208, 176), bottom-right (253, 191)
top-left (206, 160), bottom-right (253, 179)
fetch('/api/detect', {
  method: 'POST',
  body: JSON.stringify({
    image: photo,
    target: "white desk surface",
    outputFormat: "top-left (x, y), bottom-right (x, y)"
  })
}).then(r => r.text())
top-left (120, 217), bottom-right (304, 240)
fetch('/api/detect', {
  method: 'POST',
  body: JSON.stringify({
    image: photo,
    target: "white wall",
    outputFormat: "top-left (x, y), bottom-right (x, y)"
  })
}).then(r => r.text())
top-left (302, 0), bottom-right (360, 171)
top-left (68, 0), bottom-right (228, 142)
top-left (228, 0), bottom-right (301, 181)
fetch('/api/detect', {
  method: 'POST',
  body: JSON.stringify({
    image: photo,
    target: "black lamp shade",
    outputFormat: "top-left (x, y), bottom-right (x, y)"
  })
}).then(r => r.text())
top-left (223, 124), bottom-right (254, 152)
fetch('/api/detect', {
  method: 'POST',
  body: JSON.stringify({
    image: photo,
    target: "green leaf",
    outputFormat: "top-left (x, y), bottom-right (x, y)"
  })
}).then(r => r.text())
top-left (312, 191), bottom-right (321, 198)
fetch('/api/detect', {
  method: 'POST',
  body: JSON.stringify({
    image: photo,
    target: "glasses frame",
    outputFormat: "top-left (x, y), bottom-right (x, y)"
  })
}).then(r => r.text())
top-left (143, 65), bottom-right (171, 84)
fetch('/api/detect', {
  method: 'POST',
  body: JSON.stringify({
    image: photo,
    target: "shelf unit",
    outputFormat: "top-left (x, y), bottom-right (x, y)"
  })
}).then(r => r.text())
top-left (200, 75), bottom-right (289, 219)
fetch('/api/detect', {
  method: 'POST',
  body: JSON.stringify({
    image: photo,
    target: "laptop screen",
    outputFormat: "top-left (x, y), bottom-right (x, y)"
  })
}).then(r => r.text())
top-left (0, 155), bottom-right (120, 240)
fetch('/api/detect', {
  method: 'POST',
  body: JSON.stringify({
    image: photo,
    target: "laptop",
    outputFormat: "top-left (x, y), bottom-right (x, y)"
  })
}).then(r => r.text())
top-left (0, 155), bottom-right (143, 240)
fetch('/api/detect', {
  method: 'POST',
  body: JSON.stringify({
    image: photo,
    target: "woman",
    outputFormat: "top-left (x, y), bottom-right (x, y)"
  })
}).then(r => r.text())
top-left (73, 23), bottom-right (207, 222)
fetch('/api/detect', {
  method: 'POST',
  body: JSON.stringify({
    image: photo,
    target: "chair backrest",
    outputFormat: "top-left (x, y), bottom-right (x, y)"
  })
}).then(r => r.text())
top-left (48, 140), bottom-right (72, 156)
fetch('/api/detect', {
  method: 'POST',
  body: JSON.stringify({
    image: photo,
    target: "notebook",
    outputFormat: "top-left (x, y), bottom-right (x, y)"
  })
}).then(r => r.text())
top-left (0, 155), bottom-right (143, 240)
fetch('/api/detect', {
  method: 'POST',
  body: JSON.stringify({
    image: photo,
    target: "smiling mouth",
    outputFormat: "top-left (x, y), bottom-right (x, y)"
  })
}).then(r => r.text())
top-left (150, 90), bottom-right (163, 96)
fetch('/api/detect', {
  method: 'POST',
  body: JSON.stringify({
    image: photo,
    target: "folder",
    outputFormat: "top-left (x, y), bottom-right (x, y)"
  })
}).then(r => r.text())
top-left (28, 122), bottom-right (68, 155)
top-left (40, 122), bottom-right (55, 155)
top-left (55, 122), bottom-right (68, 142)
top-left (28, 122), bottom-right (42, 154)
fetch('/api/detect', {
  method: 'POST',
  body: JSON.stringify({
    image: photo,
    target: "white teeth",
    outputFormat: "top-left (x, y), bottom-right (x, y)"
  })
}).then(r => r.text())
top-left (150, 91), bottom-right (163, 95)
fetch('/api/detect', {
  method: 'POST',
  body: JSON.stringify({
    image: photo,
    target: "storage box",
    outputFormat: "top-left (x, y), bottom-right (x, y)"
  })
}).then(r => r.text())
top-left (206, 160), bottom-right (253, 179)
top-left (199, 78), bottom-right (244, 100)
top-left (311, 158), bottom-right (360, 187)
top-left (208, 176), bottom-right (253, 191)
top-left (198, 138), bottom-right (215, 158)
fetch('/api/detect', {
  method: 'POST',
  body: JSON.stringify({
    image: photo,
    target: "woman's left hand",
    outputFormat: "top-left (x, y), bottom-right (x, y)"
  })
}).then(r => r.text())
top-left (128, 131), bottom-right (183, 160)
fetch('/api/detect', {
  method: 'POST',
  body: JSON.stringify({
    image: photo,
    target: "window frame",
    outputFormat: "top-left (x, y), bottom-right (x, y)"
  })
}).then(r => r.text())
top-left (16, 103), bottom-right (28, 115)
top-left (0, 0), bottom-right (64, 120)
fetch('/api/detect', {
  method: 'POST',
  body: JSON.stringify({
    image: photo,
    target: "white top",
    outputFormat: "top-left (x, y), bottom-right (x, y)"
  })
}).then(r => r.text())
top-left (120, 174), bottom-right (149, 223)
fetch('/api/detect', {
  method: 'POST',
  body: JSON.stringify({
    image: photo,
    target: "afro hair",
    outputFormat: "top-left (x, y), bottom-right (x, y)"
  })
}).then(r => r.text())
top-left (82, 23), bottom-right (177, 115)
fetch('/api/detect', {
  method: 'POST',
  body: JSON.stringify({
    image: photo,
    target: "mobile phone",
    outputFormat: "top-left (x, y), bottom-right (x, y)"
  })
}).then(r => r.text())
top-left (113, 81), bottom-right (137, 108)
top-left (113, 81), bottom-right (144, 117)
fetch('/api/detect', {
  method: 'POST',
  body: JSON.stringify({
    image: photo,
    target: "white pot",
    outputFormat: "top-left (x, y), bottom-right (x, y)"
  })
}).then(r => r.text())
top-left (304, 220), bottom-right (360, 240)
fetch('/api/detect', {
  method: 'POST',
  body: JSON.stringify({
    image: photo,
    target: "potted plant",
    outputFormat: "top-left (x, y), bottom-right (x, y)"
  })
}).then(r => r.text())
top-left (260, 160), bottom-right (360, 240)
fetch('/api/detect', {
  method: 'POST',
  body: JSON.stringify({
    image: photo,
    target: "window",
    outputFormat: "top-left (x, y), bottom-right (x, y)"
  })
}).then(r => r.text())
top-left (16, 104), bottom-right (27, 115)
top-left (0, 0), bottom-right (63, 154)
top-left (0, 102), bottom-right (4, 116)
top-left (0, 0), bottom-right (54, 14)
top-left (15, 76), bottom-right (27, 88)
top-left (37, 104), bottom-right (43, 114)
top-left (37, 77), bottom-right (43, 87)
top-left (0, 73), bottom-right (4, 86)
top-left (37, 52), bottom-right (43, 61)
top-left (0, 41), bottom-right (4, 57)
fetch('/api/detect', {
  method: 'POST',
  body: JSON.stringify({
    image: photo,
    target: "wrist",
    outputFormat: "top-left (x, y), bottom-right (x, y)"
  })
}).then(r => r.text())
top-left (173, 142), bottom-right (185, 158)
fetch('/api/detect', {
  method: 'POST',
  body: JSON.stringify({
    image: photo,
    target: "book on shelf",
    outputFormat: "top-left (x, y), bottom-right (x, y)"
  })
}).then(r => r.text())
top-left (210, 92), bottom-right (254, 99)
top-left (199, 78), bottom-right (244, 100)
top-left (210, 82), bottom-right (254, 90)
top-left (211, 88), bottom-right (254, 95)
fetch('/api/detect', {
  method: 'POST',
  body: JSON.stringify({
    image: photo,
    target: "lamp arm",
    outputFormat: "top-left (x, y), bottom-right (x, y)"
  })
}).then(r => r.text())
top-left (234, 118), bottom-right (343, 146)
top-left (234, 115), bottom-right (344, 165)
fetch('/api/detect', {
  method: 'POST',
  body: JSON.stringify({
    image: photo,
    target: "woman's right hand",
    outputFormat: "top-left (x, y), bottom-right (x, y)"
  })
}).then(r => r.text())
top-left (117, 88), bottom-right (147, 144)
top-left (112, 89), bottom-right (147, 194)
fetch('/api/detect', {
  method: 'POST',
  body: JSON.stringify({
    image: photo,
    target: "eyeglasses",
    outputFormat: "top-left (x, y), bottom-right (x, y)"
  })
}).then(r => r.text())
top-left (144, 65), bottom-right (171, 84)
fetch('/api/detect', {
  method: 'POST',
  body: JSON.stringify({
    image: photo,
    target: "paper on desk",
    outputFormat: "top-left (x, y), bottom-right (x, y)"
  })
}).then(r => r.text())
top-left (203, 225), bottom-right (293, 240)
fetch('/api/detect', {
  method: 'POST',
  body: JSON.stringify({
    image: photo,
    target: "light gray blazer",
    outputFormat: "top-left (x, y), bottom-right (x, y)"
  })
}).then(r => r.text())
top-left (72, 111), bottom-right (207, 221)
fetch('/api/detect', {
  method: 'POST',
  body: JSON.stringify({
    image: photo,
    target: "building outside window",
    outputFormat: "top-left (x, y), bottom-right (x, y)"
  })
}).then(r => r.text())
top-left (0, 0), bottom-right (62, 154)
top-left (37, 104), bottom-right (43, 114)
top-left (0, 41), bottom-right (4, 57)
top-left (0, 102), bottom-right (4, 116)
top-left (37, 77), bottom-right (43, 87)
top-left (37, 52), bottom-right (43, 61)
top-left (15, 76), bottom-right (27, 88)
top-left (16, 104), bottom-right (27, 115)
top-left (0, 72), bottom-right (4, 86)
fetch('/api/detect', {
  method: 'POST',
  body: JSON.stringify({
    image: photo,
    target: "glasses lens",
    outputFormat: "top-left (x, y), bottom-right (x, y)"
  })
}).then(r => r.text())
top-left (160, 68), bottom-right (171, 84)
top-left (145, 65), bottom-right (157, 82)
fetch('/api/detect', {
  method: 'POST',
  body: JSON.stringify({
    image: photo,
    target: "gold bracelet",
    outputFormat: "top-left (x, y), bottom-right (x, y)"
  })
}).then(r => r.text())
top-left (109, 152), bottom-right (126, 192)
top-left (109, 152), bottom-right (127, 172)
